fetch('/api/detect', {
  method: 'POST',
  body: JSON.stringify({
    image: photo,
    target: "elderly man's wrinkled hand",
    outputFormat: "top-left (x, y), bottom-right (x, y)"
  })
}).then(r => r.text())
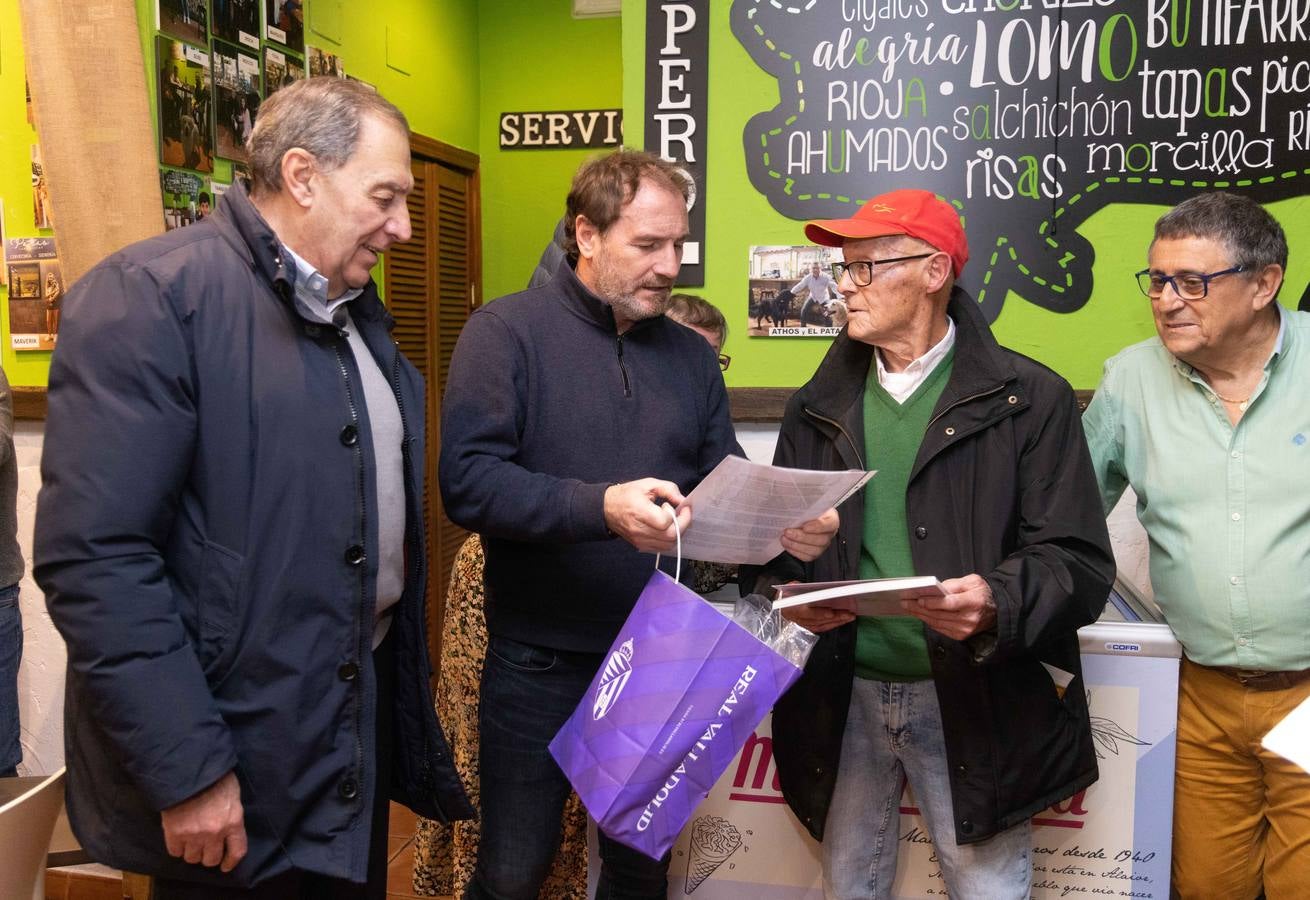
top-left (900, 573), bottom-right (997, 640)
top-left (781, 507), bottom-right (839, 562)
top-left (160, 770), bottom-right (248, 873)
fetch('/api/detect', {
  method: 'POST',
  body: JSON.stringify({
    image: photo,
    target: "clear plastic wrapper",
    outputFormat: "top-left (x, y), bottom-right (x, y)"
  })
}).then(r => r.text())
top-left (733, 592), bottom-right (818, 669)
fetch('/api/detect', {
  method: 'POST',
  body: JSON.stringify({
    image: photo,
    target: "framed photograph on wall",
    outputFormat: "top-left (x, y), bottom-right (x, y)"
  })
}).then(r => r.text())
top-left (747, 245), bottom-right (845, 338)
top-left (5, 236), bottom-right (61, 351)
top-left (307, 46), bottom-right (345, 79)
top-left (212, 42), bottom-right (262, 163)
top-left (157, 37), bottom-right (215, 173)
top-left (212, 0), bottom-right (261, 50)
top-left (157, 0), bottom-right (209, 47)
top-left (264, 46), bottom-right (305, 97)
top-left (31, 145), bottom-right (52, 230)
top-left (160, 168), bottom-right (214, 231)
top-left (265, 0), bottom-right (305, 55)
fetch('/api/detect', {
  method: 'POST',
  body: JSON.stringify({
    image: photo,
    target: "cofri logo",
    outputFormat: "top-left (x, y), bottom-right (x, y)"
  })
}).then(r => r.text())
top-left (1105, 642), bottom-right (1141, 653)
top-left (593, 639), bottom-right (635, 720)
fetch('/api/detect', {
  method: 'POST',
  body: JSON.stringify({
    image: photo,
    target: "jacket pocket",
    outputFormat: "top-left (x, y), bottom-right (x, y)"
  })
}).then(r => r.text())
top-left (196, 540), bottom-right (244, 674)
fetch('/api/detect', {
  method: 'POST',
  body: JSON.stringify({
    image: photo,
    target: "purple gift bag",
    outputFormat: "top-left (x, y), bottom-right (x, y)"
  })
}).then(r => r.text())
top-left (549, 570), bottom-right (804, 860)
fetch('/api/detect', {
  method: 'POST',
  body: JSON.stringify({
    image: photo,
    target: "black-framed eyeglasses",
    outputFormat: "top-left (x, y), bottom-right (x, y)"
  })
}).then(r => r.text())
top-left (1134, 265), bottom-right (1245, 301)
top-left (832, 253), bottom-right (935, 287)
top-left (717, 354), bottom-right (731, 372)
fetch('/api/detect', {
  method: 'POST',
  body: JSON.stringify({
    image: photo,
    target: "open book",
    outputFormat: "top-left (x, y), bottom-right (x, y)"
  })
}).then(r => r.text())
top-left (773, 576), bottom-right (944, 617)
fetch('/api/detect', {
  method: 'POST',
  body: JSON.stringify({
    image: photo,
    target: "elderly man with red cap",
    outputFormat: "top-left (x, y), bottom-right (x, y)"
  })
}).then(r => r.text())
top-left (745, 190), bottom-right (1114, 899)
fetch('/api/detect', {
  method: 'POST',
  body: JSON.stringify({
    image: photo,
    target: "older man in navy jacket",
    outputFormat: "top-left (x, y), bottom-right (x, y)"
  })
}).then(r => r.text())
top-left (36, 78), bottom-right (470, 897)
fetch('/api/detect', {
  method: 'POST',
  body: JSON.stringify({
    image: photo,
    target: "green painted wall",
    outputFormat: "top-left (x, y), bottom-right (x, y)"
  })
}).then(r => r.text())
top-left (2, 0), bottom-right (620, 385)
top-left (622, 2), bottom-right (1310, 390)
top-left (477, 0), bottom-right (622, 303)
top-left (0, 2), bottom-right (54, 386)
top-left (132, 0), bottom-right (480, 159)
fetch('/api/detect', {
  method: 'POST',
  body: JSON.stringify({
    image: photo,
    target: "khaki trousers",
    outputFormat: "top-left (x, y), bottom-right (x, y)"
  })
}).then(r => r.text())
top-left (1172, 658), bottom-right (1310, 899)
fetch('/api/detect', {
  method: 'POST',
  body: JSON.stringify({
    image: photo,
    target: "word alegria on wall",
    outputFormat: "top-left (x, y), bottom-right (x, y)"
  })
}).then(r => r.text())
top-left (733, 0), bottom-right (1310, 320)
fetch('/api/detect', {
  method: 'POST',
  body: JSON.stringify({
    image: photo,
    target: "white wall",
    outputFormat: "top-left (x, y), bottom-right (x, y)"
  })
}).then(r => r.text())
top-left (12, 421), bottom-right (1151, 776)
top-left (14, 421), bottom-right (64, 776)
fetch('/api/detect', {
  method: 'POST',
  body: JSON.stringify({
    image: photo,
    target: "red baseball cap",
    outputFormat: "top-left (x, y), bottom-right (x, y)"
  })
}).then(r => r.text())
top-left (804, 189), bottom-right (969, 277)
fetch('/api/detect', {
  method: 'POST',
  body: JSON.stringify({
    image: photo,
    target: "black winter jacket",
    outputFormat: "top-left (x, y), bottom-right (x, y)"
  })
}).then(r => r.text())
top-left (751, 287), bottom-right (1114, 845)
top-left (35, 183), bottom-right (472, 887)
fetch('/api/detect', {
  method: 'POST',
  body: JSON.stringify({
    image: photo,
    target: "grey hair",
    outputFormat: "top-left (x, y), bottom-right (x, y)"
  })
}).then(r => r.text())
top-left (1153, 193), bottom-right (1288, 272)
top-left (248, 77), bottom-right (409, 195)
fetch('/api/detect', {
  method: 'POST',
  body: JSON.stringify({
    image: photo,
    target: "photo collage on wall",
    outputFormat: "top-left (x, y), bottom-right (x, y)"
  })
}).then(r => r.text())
top-left (154, 0), bottom-right (342, 233)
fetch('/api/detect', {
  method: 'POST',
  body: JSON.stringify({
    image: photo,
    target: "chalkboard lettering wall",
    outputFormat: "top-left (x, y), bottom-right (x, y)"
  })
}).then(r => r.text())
top-left (733, 0), bottom-right (1310, 320)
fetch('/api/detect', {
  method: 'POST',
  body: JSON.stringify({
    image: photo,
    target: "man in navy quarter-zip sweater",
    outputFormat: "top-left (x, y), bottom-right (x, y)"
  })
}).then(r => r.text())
top-left (440, 149), bottom-right (838, 900)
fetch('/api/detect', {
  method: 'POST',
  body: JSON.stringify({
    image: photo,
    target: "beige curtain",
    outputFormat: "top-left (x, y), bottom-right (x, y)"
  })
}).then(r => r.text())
top-left (19, 0), bottom-right (163, 286)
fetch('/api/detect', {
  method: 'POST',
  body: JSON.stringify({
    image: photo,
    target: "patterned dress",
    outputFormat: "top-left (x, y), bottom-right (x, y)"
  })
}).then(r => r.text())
top-left (412, 536), bottom-right (589, 898)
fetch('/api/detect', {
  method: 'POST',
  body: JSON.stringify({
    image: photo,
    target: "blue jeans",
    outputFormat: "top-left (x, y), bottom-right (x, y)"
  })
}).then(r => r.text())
top-left (821, 678), bottom-right (1031, 900)
top-left (0, 583), bottom-right (21, 776)
top-left (467, 635), bottom-right (669, 900)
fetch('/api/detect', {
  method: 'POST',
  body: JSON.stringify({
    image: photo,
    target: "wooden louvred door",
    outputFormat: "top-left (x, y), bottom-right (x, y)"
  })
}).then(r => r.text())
top-left (385, 135), bottom-right (480, 678)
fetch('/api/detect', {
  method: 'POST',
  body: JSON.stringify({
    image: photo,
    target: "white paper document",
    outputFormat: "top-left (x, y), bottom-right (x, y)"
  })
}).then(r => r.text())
top-left (773, 576), bottom-right (944, 617)
top-left (678, 455), bottom-right (874, 565)
top-left (1262, 694), bottom-right (1310, 774)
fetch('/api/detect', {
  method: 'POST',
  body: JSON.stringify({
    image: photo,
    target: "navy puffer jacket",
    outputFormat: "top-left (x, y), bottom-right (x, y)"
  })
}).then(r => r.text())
top-left (35, 183), bottom-right (471, 887)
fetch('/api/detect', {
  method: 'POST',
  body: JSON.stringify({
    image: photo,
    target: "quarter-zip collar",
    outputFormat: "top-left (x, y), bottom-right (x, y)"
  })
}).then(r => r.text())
top-left (550, 259), bottom-right (662, 338)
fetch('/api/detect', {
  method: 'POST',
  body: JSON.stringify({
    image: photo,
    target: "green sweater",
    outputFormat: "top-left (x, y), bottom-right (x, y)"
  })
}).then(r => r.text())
top-left (854, 351), bottom-right (954, 681)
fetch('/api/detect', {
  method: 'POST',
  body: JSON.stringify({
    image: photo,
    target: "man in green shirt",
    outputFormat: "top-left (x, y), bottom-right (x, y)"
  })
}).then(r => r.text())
top-left (1083, 192), bottom-right (1310, 899)
top-left (751, 189), bottom-right (1113, 899)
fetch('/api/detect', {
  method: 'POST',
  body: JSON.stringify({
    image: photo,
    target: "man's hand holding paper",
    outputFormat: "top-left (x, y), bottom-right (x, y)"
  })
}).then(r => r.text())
top-left (603, 478), bottom-right (691, 553)
top-left (900, 573), bottom-right (998, 640)
top-left (675, 456), bottom-right (869, 565)
top-left (779, 592), bottom-right (856, 634)
top-left (781, 507), bottom-right (840, 562)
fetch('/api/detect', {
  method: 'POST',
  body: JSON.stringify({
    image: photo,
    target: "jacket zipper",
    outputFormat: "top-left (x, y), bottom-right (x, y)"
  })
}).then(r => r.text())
top-left (333, 338), bottom-right (370, 832)
top-left (802, 406), bottom-right (861, 579)
top-left (615, 333), bottom-right (632, 398)
top-left (389, 350), bottom-right (438, 800)
top-left (802, 406), bottom-right (865, 469)
top-left (927, 383), bottom-right (1008, 430)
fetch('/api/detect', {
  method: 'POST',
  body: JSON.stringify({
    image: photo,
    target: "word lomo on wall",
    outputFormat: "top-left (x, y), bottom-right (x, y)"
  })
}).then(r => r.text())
top-left (733, 0), bottom-right (1310, 320)
top-left (646, 0), bottom-right (710, 287)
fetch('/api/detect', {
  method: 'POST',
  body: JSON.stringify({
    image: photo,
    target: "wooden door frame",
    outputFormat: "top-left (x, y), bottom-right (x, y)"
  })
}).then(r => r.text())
top-left (387, 132), bottom-right (481, 682)
top-left (404, 133), bottom-right (482, 314)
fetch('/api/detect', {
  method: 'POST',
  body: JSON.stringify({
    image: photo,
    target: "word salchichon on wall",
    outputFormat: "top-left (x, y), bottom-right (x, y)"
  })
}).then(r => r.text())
top-left (734, 0), bottom-right (1310, 320)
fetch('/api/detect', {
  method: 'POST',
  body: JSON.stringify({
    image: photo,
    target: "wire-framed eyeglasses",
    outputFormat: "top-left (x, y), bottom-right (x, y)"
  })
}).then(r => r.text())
top-left (832, 253), bottom-right (935, 287)
top-left (1135, 265), bottom-right (1245, 301)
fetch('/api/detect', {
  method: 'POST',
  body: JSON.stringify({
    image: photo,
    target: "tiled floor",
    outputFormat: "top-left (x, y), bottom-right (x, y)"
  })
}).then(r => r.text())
top-left (387, 801), bottom-right (447, 899)
top-left (43, 802), bottom-right (444, 899)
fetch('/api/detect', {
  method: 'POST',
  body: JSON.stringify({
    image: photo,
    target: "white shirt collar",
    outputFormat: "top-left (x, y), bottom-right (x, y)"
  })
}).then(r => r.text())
top-left (875, 316), bottom-right (956, 404)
